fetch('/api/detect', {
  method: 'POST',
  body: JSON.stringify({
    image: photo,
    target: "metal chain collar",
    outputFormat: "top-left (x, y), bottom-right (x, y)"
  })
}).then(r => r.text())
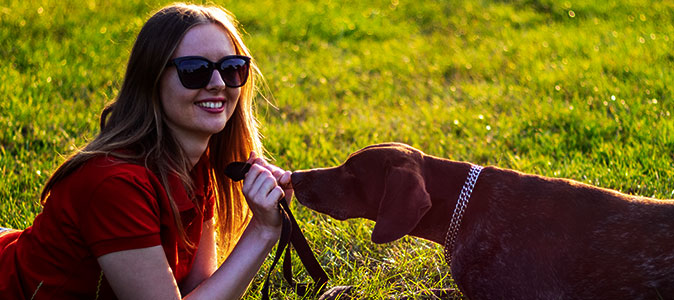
top-left (444, 165), bottom-right (484, 266)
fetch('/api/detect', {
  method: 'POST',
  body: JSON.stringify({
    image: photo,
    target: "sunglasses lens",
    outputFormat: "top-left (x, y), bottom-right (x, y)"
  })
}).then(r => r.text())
top-left (176, 59), bottom-right (211, 89)
top-left (218, 58), bottom-right (249, 88)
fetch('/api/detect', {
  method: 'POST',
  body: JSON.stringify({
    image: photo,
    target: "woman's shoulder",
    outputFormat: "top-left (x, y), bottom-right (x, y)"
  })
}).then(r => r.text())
top-left (43, 153), bottom-right (166, 227)
top-left (69, 153), bottom-right (160, 189)
top-left (85, 154), bottom-right (150, 175)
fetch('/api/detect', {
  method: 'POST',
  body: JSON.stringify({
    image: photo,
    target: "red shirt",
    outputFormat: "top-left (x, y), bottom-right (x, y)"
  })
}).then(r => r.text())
top-left (0, 153), bottom-right (214, 299)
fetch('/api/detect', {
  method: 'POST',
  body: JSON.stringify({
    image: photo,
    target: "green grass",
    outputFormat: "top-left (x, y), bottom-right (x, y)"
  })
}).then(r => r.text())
top-left (1, 0), bottom-right (673, 298)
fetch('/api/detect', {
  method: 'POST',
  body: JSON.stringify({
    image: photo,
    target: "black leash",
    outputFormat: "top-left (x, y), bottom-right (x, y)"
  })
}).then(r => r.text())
top-left (224, 162), bottom-right (328, 299)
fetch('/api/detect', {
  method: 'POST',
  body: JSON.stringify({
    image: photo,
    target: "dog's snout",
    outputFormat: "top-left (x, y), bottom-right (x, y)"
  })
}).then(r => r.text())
top-left (291, 170), bottom-right (308, 188)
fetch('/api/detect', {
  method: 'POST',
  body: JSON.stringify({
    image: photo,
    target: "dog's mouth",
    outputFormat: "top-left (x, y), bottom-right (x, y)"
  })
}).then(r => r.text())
top-left (294, 192), bottom-right (349, 221)
top-left (314, 208), bottom-right (349, 221)
top-left (322, 208), bottom-right (349, 221)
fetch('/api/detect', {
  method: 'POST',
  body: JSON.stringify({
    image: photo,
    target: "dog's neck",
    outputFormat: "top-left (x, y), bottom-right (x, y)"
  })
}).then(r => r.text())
top-left (408, 156), bottom-right (483, 245)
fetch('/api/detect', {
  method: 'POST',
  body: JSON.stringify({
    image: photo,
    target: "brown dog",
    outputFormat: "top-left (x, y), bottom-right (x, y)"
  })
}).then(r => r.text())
top-left (291, 142), bottom-right (674, 300)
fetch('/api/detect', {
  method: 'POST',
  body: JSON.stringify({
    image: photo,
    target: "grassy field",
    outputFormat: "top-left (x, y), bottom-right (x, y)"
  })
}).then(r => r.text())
top-left (1, 0), bottom-right (673, 298)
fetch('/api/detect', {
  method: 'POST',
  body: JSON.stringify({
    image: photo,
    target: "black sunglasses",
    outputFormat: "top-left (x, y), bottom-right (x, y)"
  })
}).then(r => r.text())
top-left (167, 55), bottom-right (251, 89)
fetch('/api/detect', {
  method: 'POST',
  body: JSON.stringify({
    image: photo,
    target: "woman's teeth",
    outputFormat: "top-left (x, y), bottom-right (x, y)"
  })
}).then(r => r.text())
top-left (196, 101), bottom-right (223, 109)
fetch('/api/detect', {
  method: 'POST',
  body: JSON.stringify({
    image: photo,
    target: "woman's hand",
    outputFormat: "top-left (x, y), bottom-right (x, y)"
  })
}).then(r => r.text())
top-left (241, 152), bottom-right (288, 238)
top-left (247, 152), bottom-right (293, 203)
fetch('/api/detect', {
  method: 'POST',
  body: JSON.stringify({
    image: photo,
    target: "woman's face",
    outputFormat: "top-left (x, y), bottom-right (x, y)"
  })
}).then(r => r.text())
top-left (159, 23), bottom-right (241, 149)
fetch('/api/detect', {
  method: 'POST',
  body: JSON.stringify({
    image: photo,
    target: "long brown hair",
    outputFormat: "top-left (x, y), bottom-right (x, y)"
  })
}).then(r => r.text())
top-left (41, 3), bottom-right (261, 256)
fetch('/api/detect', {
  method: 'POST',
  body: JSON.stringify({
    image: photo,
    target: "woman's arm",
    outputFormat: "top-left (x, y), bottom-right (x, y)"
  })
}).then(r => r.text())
top-left (98, 153), bottom-right (285, 300)
top-left (98, 221), bottom-right (278, 300)
top-left (180, 219), bottom-right (218, 295)
top-left (98, 246), bottom-right (182, 300)
top-left (183, 217), bottom-right (279, 299)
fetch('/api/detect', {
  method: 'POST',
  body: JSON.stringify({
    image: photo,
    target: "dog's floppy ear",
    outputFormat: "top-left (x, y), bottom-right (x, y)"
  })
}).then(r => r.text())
top-left (371, 166), bottom-right (431, 244)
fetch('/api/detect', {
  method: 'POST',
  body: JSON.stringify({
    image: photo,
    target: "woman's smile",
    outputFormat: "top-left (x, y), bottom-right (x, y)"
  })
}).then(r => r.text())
top-left (195, 98), bottom-right (226, 113)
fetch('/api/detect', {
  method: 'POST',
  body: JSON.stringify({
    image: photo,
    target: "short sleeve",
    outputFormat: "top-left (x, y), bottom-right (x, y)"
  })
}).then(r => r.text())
top-left (80, 175), bottom-right (162, 257)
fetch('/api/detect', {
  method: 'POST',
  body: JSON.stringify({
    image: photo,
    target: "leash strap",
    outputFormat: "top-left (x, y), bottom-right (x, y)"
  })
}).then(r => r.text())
top-left (224, 162), bottom-right (328, 299)
top-left (280, 198), bottom-right (328, 295)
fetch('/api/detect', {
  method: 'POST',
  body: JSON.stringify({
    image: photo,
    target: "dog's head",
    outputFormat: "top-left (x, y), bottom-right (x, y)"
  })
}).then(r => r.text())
top-left (292, 142), bottom-right (432, 244)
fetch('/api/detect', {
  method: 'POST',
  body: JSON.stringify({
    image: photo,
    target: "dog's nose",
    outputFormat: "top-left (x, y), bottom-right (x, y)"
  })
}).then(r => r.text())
top-left (291, 171), bottom-right (306, 188)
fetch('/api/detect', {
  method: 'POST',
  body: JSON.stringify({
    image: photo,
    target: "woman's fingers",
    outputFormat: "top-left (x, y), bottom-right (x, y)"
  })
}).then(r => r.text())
top-left (247, 151), bottom-right (268, 168)
top-left (244, 166), bottom-right (276, 200)
top-left (246, 151), bottom-right (257, 163)
top-left (244, 151), bottom-right (292, 204)
top-left (246, 151), bottom-right (291, 185)
top-left (242, 163), bottom-right (284, 229)
top-left (278, 171), bottom-right (292, 188)
top-left (267, 186), bottom-right (285, 204)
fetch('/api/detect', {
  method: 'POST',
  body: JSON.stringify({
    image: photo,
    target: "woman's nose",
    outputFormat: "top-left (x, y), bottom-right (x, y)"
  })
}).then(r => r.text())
top-left (206, 69), bottom-right (226, 90)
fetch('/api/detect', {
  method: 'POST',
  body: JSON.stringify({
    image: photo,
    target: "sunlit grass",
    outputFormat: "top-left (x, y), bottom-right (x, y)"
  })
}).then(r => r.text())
top-left (1, 0), bottom-right (673, 298)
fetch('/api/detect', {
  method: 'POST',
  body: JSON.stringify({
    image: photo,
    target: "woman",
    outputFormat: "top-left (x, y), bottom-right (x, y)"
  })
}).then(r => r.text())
top-left (0, 3), bottom-right (290, 299)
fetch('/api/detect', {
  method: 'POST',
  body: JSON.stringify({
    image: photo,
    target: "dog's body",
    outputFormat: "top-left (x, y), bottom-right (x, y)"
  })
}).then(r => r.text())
top-left (291, 143), bottom-right (674, 300)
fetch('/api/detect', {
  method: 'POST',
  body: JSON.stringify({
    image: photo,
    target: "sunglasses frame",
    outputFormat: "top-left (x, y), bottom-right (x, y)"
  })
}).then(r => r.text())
top-left (167, 55), bottom-right (251, 89)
